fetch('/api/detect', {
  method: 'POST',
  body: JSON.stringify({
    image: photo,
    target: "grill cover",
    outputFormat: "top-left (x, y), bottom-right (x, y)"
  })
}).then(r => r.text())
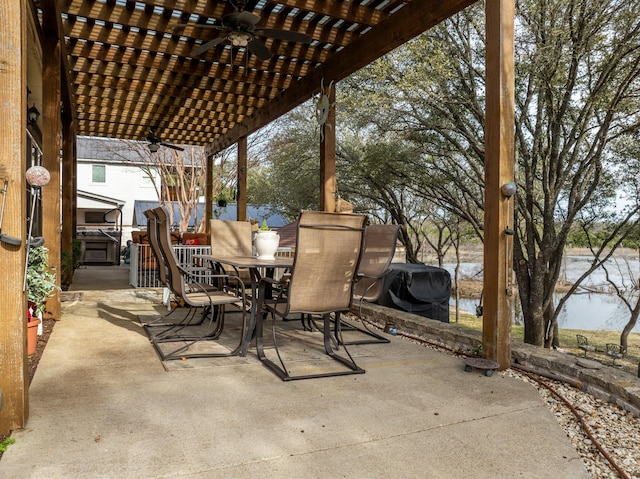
top-left (77, 229), bottom-right (122, 265)
top-left (376, 264), bottom-right (451, 322)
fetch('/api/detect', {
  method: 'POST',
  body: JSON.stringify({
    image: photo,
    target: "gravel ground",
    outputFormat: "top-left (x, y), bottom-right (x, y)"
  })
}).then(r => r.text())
top-left (507, 369), bottom-right (639, 478)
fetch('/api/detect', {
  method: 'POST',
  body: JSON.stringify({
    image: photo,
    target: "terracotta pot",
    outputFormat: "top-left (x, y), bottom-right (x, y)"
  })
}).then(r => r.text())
top-left (27, 318), bottom-right (41, 356)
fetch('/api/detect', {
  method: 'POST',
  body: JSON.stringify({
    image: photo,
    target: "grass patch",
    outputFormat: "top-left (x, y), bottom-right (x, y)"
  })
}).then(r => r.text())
top-left (451, 308), bottom-right (640, 375)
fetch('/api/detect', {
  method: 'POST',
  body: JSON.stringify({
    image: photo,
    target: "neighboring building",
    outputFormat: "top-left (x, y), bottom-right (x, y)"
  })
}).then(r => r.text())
top-left (131, 201), bottom-right (289, 232)
top-left (76, 137), bottom-right (289, 260)
top-left (77, 136), bottom-right (160, 244)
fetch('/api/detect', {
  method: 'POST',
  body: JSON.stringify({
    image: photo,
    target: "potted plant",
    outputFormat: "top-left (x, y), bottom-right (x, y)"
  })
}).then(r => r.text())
top-left (26, 246), bottom-right (58, 355)
top-left (254, 219), bottom-right (280, 260)
top-left (217, 193), bottom-right (228, 208)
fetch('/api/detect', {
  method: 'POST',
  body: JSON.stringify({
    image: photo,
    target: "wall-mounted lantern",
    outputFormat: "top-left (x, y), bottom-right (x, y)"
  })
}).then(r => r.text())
top-left (27, 104), bottom-right (40, 125)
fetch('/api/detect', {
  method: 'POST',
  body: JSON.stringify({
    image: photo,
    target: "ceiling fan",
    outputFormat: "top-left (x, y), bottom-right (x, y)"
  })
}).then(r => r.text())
top-left (146, 128), bottom-right (184, 153)
top-left (177, 0), bottom-right (312, 61)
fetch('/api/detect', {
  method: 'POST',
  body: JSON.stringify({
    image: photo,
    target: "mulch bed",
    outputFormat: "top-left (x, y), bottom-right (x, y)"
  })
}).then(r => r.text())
top-left (28, 318), bottom-right (56, 386)
top-left (0, 317), bottom-right (56, 460)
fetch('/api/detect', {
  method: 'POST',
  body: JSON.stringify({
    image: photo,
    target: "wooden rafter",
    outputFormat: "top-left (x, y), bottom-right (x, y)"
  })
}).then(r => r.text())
top-left (56, 0), bottom-right (420, 147)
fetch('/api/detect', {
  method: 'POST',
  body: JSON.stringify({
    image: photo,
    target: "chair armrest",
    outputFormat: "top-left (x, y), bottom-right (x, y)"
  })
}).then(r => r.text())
top-left (257, 276), bottom-right (289, 312)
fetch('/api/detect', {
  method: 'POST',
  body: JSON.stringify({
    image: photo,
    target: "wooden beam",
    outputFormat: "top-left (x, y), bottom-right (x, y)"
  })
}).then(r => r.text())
top-left (61, 118), bottom-right (76, 286)
top-left (207, 0), bottom-right (478, 155)
top-left (319, 85), bottom-right (336, 212)
top-left (483, 0), bottom-right (515, 369)
top-left (237, 137), bottom-right (247, 222)
top-left (0, 0), bottom-right (28, 435)
top-left (41, 0), bottom-right (74, 127)
top-left (41, 9), bottom-right (62, 321)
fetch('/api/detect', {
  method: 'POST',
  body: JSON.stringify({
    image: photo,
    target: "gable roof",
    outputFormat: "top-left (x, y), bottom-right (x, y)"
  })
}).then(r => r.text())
top-left (77, 189), bottom-right (125, 208)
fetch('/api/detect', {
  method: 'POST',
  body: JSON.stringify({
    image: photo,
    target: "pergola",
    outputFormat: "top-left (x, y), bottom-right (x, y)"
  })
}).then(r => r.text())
top-left (0, 0), bottom-right (514, 434)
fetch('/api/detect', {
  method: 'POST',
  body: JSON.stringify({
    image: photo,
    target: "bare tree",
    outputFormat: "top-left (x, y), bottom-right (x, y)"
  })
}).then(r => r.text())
top-left (602, 257), bottom-right (640, 352)
top-left (341, 0), bottom-right (640, 347)
top-left (105, 140), bottom-right (235, 231)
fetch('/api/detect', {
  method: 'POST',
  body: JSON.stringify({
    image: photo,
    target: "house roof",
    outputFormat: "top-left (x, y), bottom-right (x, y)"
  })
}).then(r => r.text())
top-left (132, 200), bottom-right (288, 229)
top-left (55, 0), bottom-right (477, 155)
top-left (77, 189), bottom-right (125, 208)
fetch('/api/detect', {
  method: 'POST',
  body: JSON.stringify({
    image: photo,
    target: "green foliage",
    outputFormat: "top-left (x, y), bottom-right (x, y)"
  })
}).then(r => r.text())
top-left (248, 107), bottom-right (320, 219)
top-left (0, 436), bottom-right (15, 453)
top-left (60, 239), bottom-right (83, 290)
top-left (27, 246), bottom-right (59, 315)
top-left (72, 238), bottom-right (82, 268)
top-left (259, 219), bottom-right (270, 231)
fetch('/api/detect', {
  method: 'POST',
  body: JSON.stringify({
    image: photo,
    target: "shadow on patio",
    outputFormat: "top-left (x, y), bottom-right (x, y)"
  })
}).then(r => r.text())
top-left (0, 266), bottom-right (588, 478)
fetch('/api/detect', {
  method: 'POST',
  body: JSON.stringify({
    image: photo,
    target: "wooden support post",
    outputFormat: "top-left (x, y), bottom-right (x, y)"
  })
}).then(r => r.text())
top-left (237, 137), bottom-right (247, 222)
top-left (61, 118), bottom-right (75, 286)
top-left (483, 0), bottom-right (515, 369)
top-left (205, 154), bottom-right (213, 234)
top-left (41, 20), bottom-right (62, 320)
top-left (319, 85), bottom-right (336, 212)
top-left (0, 0), bottom-right (28, 435)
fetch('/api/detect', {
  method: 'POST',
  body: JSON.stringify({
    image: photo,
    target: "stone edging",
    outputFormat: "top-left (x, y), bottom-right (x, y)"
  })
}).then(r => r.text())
top-left (358, 303), bottom-right (640, 417)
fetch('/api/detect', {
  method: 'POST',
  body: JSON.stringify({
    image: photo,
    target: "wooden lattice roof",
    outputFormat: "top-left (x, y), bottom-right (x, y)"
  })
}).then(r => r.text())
top-left (58, 0), bottom-right (476, 154)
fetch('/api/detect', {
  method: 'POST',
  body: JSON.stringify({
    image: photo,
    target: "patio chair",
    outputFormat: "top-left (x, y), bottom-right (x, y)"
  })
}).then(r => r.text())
top-left (338, 224), bottom-right (401, 345)
top-left (210, 219), bottom-right (254, 256)
top-left (140, 208), bottom-right (174, 326)
top-left (140, 208), bottom-right (214, 328)
top-left (209, 219), bottom-right (254, 296)
top-left (576, 334), bottom-right (596, 357)
top-left (144, 206), bottom-right (247, 360)
top-left (256, 210), bottom-right (367, 381)
top-left (605, 343), bottom-right (626, 366)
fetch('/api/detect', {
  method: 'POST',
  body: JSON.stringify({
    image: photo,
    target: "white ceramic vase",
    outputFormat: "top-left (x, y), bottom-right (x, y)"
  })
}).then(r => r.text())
top-left (254, 231), bottom-right (280, 260)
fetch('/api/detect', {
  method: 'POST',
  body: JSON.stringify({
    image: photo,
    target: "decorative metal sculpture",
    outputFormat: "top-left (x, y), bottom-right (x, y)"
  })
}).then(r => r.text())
top-left (315, 78), bottom-right (335, 141)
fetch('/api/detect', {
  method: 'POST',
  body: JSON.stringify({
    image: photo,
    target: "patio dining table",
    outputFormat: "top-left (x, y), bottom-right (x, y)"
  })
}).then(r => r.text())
top-left (194, 254), bottom-right (293, 356)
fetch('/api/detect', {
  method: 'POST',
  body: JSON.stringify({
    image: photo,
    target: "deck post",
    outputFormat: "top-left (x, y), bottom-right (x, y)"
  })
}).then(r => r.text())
top-left (237, 137), bottom-right (247, 221)
top-left (41, 11), bottom-right (62, 321)
top-left (483, 0), bottom-right (515, 369)
top-left (0, 0), bottom-right (28, 434)
top-left (319, 84), bottom-right (336, 212)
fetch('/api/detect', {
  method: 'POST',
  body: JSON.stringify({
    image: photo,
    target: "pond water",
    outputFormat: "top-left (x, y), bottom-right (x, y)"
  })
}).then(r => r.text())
top-left (445, 254), bottom-right (640, 333)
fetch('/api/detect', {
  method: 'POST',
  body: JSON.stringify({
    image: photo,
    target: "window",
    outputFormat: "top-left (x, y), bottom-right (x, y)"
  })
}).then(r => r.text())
top-left (141, 170), bottom-right (155, 187)
top-left (85, 211), bottom-right (105, 223)
top-left (92, 164), bottom-right (106, 183)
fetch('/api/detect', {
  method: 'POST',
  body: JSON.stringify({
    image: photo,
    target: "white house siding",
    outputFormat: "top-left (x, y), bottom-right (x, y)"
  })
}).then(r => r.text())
top-left (77, 154), bottom-right (159, 243)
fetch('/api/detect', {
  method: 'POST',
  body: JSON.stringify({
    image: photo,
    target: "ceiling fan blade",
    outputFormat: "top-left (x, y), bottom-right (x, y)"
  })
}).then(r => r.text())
top-left (254, 29), bottom-right (312, 44)
top-left (175, 23), bottom-right (225, 31)
top-left (247, 39), bottom-right (272, 61)
top-left (160, 142), bottom-right (185, 152)
top-left (193, 36), bottom-right (227, 56)
top-left (237, 11), bottom-right (260, 28)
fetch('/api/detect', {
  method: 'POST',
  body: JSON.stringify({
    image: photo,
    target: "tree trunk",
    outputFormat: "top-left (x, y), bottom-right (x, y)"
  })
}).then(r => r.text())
top-left (621, 304), bottom-right (640, 352)
top-left (543, 300), bottom-right (559, 349)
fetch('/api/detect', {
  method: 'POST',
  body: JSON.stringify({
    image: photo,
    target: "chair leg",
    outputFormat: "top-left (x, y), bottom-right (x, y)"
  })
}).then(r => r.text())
top-left (335, 299), bottom-right (391, 345)
top-left (256, 310), bottom-right (365, 381)
top-left (150, 304), bottom-right (247, 360)
top-left (145, 305), bottom-right (221, 342)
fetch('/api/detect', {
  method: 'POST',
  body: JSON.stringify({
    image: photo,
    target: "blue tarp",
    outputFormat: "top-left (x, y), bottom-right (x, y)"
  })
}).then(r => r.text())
top-left (132, 201), bottom-right (289, 230)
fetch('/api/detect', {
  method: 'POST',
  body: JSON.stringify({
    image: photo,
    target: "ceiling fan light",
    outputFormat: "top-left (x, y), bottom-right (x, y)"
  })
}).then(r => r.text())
top-left (148, 143), bottom-right (160, 153)
top-left (228, 31), bottom-right (251, 47)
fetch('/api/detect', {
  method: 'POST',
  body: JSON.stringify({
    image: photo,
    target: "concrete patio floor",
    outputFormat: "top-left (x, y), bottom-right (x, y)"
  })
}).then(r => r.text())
top-left (0, 265), bottom-right (589, 478)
